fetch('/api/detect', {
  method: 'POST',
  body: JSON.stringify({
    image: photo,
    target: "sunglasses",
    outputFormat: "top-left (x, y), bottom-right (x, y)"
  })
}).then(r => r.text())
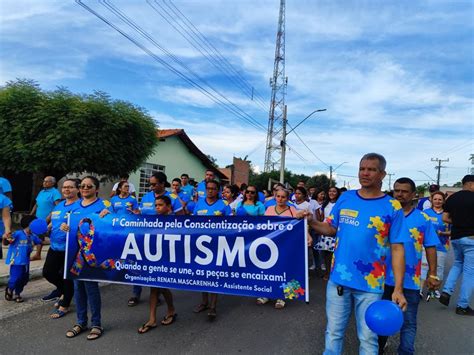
top-left (246, 190), bottom-right (257, 194)
top-left (80, 184), bottom-right (95, 190)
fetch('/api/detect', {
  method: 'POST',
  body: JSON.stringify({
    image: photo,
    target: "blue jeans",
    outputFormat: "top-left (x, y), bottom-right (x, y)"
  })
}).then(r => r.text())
top-left (133, 285), bottom-right (142, 298)
top-left (74, 280), bottom-right (101, 327)
top-left (378, 286), bottom-right (420, 355)
top-left (8, 265), bottom-right (29, 295)
top-left (324, 281), bottom-right (381, 355)
top-left (442, 237), bottom-right (474, 308)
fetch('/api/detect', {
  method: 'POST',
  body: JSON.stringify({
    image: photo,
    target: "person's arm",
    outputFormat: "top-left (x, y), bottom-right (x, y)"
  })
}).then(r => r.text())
top-left (425, 246), bottom-right (440, 290)
top-left (2, 206), bottom-right (12, 239)
top-left (442, 212), bottom-right (452, 224)
top-left (309, 219), bottom-right (337, 236)
top-left (30, 204), bottom-right (37, 216)
top-left (390, 243), bottom-right (407, 311)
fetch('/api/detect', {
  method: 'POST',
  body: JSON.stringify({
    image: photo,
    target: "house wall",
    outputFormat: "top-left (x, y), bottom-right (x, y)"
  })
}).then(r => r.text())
top-left (129, 136), bottom-right (210, 197)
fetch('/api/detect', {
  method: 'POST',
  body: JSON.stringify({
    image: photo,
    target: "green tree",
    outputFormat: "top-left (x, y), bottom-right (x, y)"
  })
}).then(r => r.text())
top-left (0, 79), bottom-right (158, 179)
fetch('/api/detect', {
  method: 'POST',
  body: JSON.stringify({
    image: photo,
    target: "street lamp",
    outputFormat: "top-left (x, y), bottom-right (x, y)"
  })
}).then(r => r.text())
top-left (280, 108), bottom-right (327, 183)
top-left (417, 170), bottom-right (436, 183)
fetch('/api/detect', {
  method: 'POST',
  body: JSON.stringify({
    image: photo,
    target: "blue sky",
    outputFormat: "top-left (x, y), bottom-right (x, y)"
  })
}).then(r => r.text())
top-left (1, 0), bottom-right (473, 189)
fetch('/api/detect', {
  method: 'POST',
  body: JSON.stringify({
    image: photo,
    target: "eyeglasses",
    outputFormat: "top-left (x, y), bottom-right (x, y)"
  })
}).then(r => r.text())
top-left (62, 186), bottom-right (77, 189)
top-left (246, 190), bottom-right (257, 194)
top-left (80, 184), bottom-right (95, 190)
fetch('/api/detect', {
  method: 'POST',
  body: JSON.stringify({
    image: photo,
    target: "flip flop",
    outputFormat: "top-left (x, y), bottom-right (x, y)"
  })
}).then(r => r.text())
top-left (128, 297), bottom-right (139, 307)
top-left (50, 309), bottom-right (68, 319)
top-left (138, 323), bottom-right (157, 334)
top-left (161, 314), bottom-right (177, 326)
top-left (193, 303), bottom-right (208, 313)
top-left (207, 308), bottom-right (217, 321)
top-left (86, 326), bottom-right (103, 341)
top-left (4, 287), bottom-right (13, 301)
top-left (66, 324), bottom-right (87, 338)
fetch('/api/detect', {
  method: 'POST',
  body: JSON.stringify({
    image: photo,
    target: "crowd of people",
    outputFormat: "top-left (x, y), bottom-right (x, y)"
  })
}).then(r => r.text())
top-left (0, 152), bottom-right (472, 353)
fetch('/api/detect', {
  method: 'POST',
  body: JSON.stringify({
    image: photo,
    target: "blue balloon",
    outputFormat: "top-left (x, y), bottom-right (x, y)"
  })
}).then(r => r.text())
top-left (365, 300), bottom-right (404, 336)
top-left (30, 218), bottom-right (48, 235)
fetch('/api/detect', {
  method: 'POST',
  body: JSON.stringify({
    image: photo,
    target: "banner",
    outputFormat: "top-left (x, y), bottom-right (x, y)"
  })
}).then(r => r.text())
top-left (65, 214), bottom-right (309, 302)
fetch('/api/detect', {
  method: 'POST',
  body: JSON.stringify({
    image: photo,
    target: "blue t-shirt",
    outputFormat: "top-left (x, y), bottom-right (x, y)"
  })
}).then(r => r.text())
top-left (5, 230), bottom-right (42, 265)
top-left (258, 191), bottom-right (265, 203)
top-left (50, 200), bottom-right (80, 251)
top-left (109, 195), bottom-right (139, 215)
top-left (181, 184), bottom-right (195, 198)
top-left (0, 177), bottom-right (12, 194)
top-left (0, 194), bottom-right (13, 234)
top-left (385, 209), bottom-right (439, 290)
top-left (73, 198), bottom-right (111, 216)
top-left (177, 190), bottom-right (191, 204)
top-left (139, 191), bottom-right (182, 215)
top-left (196, 180), bottom-right (207, 200)
top-left (236, 201), bottom-right (265, 216)
top-left (193, 198), bottom-right (231, 216)
top-left (416, 197), bottom-right (430, 211)
top-left (327, 190), bottom-right (409, 293)
top-left (424, 208), bottom-right (450, 253)
top-left (35, 188), bottom-right (62, 219)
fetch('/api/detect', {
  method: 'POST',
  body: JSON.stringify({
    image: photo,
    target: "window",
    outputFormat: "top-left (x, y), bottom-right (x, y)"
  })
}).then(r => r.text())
top-left (138, 163), bottom-right (165, 200)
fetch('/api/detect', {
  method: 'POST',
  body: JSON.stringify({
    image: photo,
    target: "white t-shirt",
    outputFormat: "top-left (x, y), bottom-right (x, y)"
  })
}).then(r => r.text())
top-left (112, 181), bottom-right (136, 193)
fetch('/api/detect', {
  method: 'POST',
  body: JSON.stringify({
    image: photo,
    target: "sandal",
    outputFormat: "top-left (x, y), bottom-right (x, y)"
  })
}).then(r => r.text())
top-left (66, 324), bottom-right (87, 338)
top-left (50, 309), bottom-right (68, 319)
top-left (86, 326), bottom-right (103, 341)
top-left (15, 295), bottom-right (24, 303)
top-left (138, 323), bottom-right (157, 334)
top-left (193, 303), bottom-right (208, 313)
top-left (256, 297), bottom-right (269, 305)
top-left (4, 287), bottom-right (13, 301)
top-left (127, 297), bottom-right (139, 307)
top-left (275, 299), bottom-right (286, 309)
top-left (161, 313), bottom-right (177, 326)
top-left (207, 308), bottom-right (217, 321)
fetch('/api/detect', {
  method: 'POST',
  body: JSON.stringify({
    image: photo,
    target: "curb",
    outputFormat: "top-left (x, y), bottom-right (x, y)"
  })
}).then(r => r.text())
top-left (0, 267), bottom-right (44, 287)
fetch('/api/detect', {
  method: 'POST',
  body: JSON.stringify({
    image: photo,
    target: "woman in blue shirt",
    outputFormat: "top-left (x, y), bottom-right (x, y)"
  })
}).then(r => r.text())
top-left (235, 185), bottom-right (265, 216)
top-left (109, 181), bottom-right (139, 215)
top-left (43, 178), bottom-right (80, 319)
top-left (65, 176), bottom-right (110, 341)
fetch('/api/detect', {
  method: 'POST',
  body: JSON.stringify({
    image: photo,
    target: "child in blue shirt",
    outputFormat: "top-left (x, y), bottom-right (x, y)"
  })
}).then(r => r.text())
top-left (4, 215), bottom-right (43, 303)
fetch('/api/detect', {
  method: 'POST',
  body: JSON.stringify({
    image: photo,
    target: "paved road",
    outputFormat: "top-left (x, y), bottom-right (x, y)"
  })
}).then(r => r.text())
top-left (1, 259), bottom-right (472, 355)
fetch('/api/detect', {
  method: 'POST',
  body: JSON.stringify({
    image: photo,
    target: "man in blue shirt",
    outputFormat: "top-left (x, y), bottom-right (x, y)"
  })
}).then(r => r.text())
top-left (196, 169), bottom-right (216, 200)
top-left (305, 153), bottom-right (409, 355)
top-left (180, 173), bottom-right (195, 198)
top-left (30, 176), bottom-right (61, 260)
top-left (0, 194), bottom-right (13, 260)
top-left (379, 178), bottom-right (440, 355)
top-left (171, 178), bottom-right (191, 207)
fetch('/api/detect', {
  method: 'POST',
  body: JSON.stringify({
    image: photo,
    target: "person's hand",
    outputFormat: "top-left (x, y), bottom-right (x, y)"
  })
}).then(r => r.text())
top-left (60, 223), bottom-right (70, 232)
top-left (296, 210), bottom-right (313, 221)
top-left (306, 233), bottom-right (313, 247)
top-left (426, 275), bottom-right (441, 290)
top-left (99, 209), bottom-right (110, 218)
top-left (392, 288), bottom-right (407, 311)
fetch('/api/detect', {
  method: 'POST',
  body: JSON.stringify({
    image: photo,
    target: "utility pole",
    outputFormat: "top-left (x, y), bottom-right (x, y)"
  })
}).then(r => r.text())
top-left (264, 0), bottom-right (287, 173)
top-left (279, 105), bottom-right (287, 183)
top-left (329, 162), bottom-right (347, 187)
top-left (431, 158), bottom-right (449, 186)
top-left (387, 173), bottom-right (395, 191)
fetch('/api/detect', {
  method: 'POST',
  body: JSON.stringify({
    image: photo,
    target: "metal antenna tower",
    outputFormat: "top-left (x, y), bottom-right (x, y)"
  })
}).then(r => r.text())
top-left (264, 0), bottom-right (287, 173)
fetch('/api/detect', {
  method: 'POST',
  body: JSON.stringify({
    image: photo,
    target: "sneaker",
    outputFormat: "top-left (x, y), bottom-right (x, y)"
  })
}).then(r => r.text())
top-left (455, 306), bottom-right (474, 316)
top-left (419, 290), bottom-right (424, 299)
top-left (41, 289), bottom-right (60, 302)
top-left (439, 292), bottom-right (450, 306)
top-left (434, 290), bottom-right (441, 299)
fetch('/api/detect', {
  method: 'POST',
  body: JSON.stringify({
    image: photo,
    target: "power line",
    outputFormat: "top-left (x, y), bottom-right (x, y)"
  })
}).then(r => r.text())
top-left (287, 122), bottom-right (330, 168)
top-left (165, 0), bottom-right (269, 108)
top-left (81, 0), bottom-right (266, 132)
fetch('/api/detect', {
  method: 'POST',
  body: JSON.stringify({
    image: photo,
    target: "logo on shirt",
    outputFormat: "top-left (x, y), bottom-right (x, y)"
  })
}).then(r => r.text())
top-left (340, 209), bottom-right (358, 218)
top-left (339, 209), bottom-right (360, 226)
